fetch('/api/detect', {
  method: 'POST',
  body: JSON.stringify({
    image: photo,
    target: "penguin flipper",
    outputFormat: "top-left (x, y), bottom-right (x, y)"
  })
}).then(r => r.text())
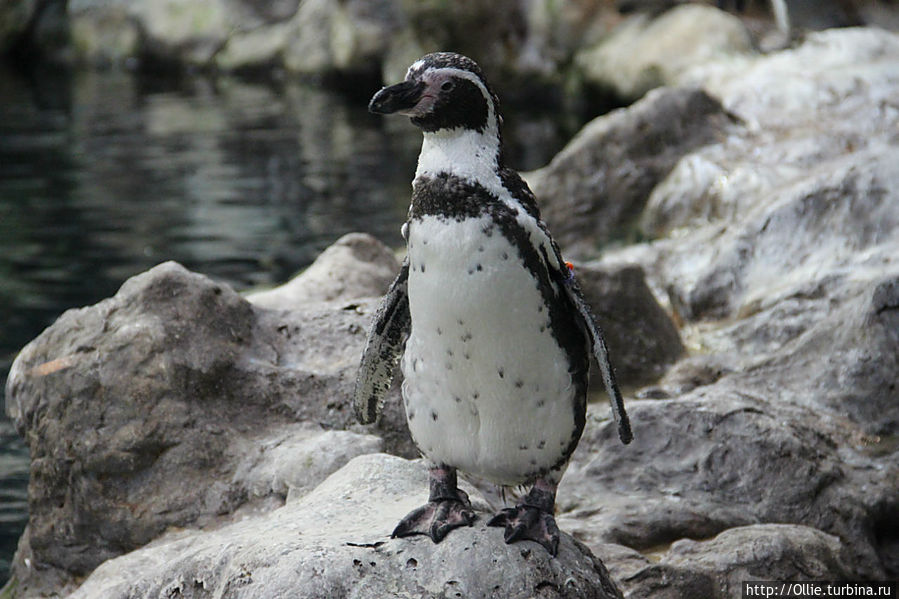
top-left (353, 259), bottom-right (411, 424)
top-left (564, 277), bottom-right (633, 445)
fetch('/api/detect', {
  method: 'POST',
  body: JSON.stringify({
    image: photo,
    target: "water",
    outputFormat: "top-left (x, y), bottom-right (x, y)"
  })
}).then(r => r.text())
top-left (0, 61), bottom-right (583, 583)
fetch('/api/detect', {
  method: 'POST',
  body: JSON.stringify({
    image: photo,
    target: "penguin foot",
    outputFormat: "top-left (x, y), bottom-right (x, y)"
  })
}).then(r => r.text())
top-left (392, 497), bottom-right (477, 542)
top-left (392, 466), bottom-right (476, 543)
top-left (487, 505), bottom-right (560, 556)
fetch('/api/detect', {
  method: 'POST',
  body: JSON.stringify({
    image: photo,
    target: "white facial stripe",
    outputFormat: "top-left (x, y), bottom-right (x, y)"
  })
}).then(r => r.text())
top-left (414, 66), bottom-right (502, 186)
top-left (406, 59), bottom-right (426, 79)
top-left (421, 67), bottom-right (494, 112)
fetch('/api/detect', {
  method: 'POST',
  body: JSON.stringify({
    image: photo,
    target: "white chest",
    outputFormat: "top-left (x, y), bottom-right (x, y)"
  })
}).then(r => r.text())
top-left (400, 214), bottom-right (578, 485)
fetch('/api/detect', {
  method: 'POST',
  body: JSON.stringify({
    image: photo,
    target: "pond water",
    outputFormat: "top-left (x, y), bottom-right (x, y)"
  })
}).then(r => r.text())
top-left (0, 62), bottom-right (585, 582)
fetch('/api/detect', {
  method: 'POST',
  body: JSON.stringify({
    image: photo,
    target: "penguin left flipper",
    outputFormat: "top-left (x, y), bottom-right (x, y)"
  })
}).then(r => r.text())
top-left (353, 259), bottom-right (411, 424)
top-left (559, 265), bottom-right (633, 445)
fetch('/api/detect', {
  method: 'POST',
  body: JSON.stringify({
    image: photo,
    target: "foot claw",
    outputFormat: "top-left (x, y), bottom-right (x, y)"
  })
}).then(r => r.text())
top-left (392, 499), bottom-right (476, 543)
top-left (488, 505), bottom-right (560, 556)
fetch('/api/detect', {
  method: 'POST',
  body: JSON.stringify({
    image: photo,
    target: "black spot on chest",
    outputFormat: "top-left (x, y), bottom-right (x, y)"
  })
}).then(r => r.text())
top-left (409, 173), bottom-right (493, 221)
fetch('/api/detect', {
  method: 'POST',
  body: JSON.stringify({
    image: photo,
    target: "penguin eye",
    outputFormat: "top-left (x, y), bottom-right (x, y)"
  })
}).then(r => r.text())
top-left (440, 80), bottom-right (455, 92)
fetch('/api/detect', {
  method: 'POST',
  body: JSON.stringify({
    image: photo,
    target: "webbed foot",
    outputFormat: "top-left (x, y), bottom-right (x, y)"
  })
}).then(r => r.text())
top-left (392, 466), bottom-right (476, 543)
top-left (487, 504), bottom-right (560, 556)
top-left (392, 496), bottom-right (476, 542)
top-left (487, 477), bottom-right (560, 556)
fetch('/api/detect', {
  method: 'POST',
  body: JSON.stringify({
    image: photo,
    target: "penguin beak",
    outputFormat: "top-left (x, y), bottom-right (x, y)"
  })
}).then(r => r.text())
top-left (369, 80), bottom-right (426, 115)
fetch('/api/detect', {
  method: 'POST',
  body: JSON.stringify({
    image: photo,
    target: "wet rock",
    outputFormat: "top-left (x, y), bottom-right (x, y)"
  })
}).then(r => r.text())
top-left (69, 454), bottom-right (624, 599)
top-left (575, 4), bottom-right (754, 102)
top-left (527, 86), bottom-right (736, 254)
top-left (3, 259), bottom-right (410, 592)
top-left (246, 232), bottom-right (400, 309)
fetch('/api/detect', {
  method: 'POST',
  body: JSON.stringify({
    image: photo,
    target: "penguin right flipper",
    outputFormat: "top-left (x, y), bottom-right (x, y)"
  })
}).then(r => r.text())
top-left (353, 259), bottom-right (411, 424)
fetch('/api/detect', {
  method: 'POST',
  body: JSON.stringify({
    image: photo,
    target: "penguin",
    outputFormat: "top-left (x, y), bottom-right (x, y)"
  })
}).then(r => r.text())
top-left (354, 52), bottom-right (632, 556)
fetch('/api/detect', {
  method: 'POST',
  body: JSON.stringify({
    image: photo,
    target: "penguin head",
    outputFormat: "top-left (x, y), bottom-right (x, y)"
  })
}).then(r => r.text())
top-left (369, 52), bottom-right (500, 135)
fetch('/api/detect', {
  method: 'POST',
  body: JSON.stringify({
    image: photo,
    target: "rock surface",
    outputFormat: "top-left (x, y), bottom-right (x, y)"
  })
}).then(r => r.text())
top-left (575, 4), bottom-right (755, 102)
top-left (2, 255), bottom-right (409, 594)
top-left (527, 86), bottom-right (737, 253)
top-left (246, 232), bottom-right (400, 309)
top-left (59, 0), bottom-right (605, 85)
top-left (575, 263), bottom-right (683, 387)
top-left (564, 25), bottom-right (899, 584)
top-left (3, 232), bottom-right (657, 597)
top-left (595, 524), bottom-right (854, 599)
top-left (69, 454), bottom-right (624, 599)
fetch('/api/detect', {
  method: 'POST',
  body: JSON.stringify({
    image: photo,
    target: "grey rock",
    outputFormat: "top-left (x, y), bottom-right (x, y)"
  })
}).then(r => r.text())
top-left (527, 86), bottom-right (736, 255)
top-left (557, 28), bottom-right (899, 586)
top-left (66, 0), bottom-right (404, 72)
top-left (246, 232), bottom-right (400, 309)
top-left (283, 0), bottom-right (403, 75)
top-left (575, 263), bottom-right (683, 387)
top-left (662, 524), bottom-right (853, 589)
top-left (60, 0), bottom-right (589, 83)
top-left (558, 393), bottom-right (897, 580)
top-left (595, 524), bottom-right (853, 599)
top-left (652, 144), bottom-right (899, 322)
top-left (69, 454), bottom-right (625, 599)
top-left (689, 28), bottom-right (899, 127)
top-left (68, 0), bottom-right (223, 67)
top-left (575, 4), bottom-right (755, 102)
top-left (3, 260), bottom-right (409, 591)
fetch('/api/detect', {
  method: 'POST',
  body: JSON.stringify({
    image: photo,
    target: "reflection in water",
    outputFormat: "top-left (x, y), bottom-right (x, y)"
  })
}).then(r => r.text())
top-left (0, 63), bottom-right (579, 583)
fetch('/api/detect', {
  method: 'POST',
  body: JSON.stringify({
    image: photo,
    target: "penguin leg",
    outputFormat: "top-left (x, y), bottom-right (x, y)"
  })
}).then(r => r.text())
top-left (392, 466), bottom-right (477, 543)
top-left (487, 477), bottom-right (560, 556)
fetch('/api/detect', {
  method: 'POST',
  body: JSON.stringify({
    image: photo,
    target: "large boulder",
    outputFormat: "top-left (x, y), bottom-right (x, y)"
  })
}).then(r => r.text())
top-left (557, 26), bottom-right (899, 584)
top-left (527, 86), bottom-right (737, 254)
top-left (68, 454), bottom-right (625, 599)
top-left (3, 237), bottom-right (410, 594)
top-left (246, 232), bottom-right (400, 309)
top-left (558, 389), bottom-right (897, 580)
top-left (575, 263), bottom-right (683, 387)
top-left (594, 524), bottom-right (854, 599)
top-left (575, 4), bottom-right (755, 102)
